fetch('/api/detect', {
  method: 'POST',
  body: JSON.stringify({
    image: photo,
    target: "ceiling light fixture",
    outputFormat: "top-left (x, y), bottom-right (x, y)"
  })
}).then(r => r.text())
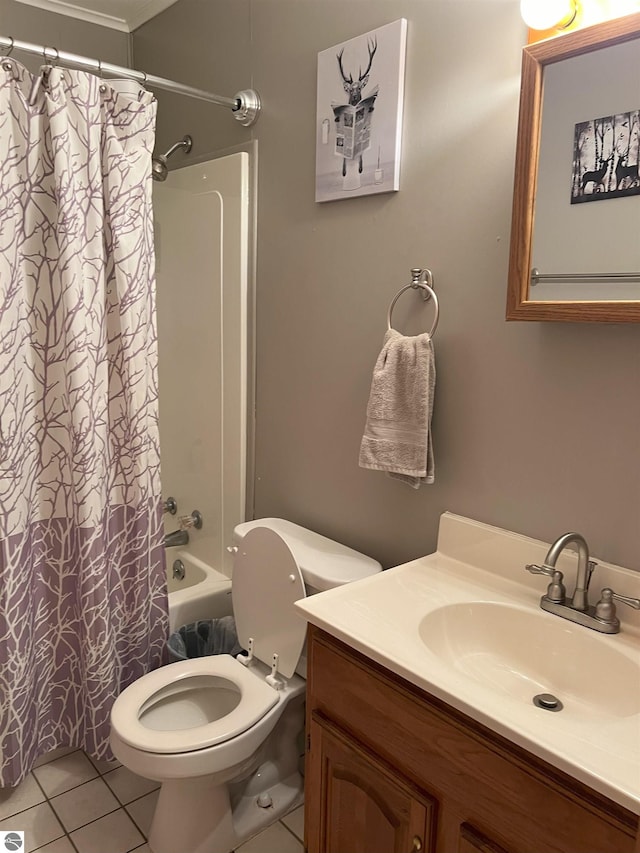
top-left (520, 0), bottom-right (579, 30)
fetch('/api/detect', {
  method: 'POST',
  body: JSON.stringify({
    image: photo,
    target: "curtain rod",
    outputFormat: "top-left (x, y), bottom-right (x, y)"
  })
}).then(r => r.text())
top-left (0, 34), bottom-right (260, 126)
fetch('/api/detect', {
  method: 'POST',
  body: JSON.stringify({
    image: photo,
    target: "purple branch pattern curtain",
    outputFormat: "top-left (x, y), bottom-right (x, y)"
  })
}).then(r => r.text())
top-left (0, 60), bottom-right (168, 786)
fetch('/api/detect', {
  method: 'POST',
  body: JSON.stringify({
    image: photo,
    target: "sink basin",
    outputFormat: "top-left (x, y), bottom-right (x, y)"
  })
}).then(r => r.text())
top-left (419, 602), bottom-right (640, 718)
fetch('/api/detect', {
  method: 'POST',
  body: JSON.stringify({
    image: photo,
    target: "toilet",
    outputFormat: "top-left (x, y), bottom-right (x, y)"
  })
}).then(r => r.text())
top-left (110, 518), bottom-right (381, 853)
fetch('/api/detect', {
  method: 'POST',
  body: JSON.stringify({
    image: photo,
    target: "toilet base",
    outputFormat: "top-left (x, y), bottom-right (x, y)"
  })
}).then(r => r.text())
top-left (147, 771), bottom-right (304, 853)
top-left (149, 775), bottom-right (234, 853)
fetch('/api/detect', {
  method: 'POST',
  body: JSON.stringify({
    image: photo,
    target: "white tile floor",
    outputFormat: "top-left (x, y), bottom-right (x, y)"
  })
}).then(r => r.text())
top-left (0, 748), bottom-right (304, 853)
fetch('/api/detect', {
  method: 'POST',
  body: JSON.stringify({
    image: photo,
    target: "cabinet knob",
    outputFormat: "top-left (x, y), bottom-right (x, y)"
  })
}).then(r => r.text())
top-left (411, 836), bottom-right (423, 852)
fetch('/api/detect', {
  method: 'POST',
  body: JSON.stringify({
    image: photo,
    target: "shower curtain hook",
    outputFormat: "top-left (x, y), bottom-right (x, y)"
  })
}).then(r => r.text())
top-left (1, 36), bottom-right (14, 57)
top-left (97, 60), bottom-right (109, 94)
top-left (30, 45), bottom-right (58, 103)
top-left (138, 70), bottom-right (147, 100)
top-left (42, 46), bottom-right (59, 66)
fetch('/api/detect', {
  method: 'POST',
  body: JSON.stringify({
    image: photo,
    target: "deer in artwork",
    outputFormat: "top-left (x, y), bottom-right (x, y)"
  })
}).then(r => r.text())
top-left (335, 37), bottom-right (378, 177)
top-left (337, 37), bottom-right (377, 107)
top-left (581, 155), bottom-right (612, 194)
top-left (615, 153), bottom-right (640, 190)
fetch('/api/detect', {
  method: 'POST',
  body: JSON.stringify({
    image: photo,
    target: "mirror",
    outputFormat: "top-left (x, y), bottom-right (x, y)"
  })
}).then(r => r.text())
top-left (507, 13), bottom-right (640, 322)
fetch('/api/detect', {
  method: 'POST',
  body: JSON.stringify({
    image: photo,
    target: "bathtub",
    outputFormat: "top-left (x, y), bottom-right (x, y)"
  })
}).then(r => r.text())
top-left (166, 550), bottom-right (233, 632)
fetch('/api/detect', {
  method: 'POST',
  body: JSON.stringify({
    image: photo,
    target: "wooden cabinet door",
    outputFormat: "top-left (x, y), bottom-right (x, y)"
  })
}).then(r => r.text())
top-left (306, 713), bottom-right (436, 853)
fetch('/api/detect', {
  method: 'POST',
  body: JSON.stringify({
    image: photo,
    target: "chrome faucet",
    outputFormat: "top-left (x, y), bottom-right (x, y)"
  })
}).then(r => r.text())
top-left (526, 531), bottom-right (640, 634)
top-left (163, 529), bottom-right (189, 548)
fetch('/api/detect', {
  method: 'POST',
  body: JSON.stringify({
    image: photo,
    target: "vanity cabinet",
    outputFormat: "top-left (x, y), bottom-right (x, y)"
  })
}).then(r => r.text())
top-left (305, 626), bottom-right (638, 853)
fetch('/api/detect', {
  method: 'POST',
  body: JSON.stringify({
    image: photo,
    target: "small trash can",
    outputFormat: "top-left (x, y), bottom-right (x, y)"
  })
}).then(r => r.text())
top-left (167, 615), bottom-right (245, 663)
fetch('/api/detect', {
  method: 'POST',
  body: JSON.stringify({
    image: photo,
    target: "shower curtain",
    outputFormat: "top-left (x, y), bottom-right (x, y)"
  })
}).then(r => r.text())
top-left (0, 59), bottom-right (168, 787)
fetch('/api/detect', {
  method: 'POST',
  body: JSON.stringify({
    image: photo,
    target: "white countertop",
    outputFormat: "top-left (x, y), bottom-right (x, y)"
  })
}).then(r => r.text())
top-left (295, 513), bottom-right (640, 814)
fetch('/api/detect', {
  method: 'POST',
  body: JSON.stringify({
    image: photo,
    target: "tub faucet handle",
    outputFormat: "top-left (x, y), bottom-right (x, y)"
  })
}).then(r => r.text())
top-left (179, 510), bottom-right (203, 530)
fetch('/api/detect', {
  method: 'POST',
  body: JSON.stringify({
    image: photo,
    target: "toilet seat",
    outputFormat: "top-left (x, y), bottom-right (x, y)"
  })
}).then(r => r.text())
top-left (111, 655), bottom-right (280, 754)
top-left (233, 526), bottom-right (307, 678)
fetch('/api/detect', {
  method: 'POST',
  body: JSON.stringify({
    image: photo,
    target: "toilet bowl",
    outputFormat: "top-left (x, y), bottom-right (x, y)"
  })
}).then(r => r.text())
top-left (110, 519), bottom-right (381, 853)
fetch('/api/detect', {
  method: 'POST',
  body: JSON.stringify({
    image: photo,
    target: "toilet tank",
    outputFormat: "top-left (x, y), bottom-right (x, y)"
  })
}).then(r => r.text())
top-left (232, 518), bottom-right (382, 595)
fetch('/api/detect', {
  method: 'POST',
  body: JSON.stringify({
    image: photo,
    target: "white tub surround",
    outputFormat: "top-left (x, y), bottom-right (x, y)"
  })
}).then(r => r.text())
top-left (155, 151), bottom-right (250, 582)
top-left (295, 512), bottom-right (640, 814)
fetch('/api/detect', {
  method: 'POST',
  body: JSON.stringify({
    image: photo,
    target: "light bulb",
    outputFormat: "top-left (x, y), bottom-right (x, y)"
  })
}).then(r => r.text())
top-left (520, 0), bottom-right (578, 30)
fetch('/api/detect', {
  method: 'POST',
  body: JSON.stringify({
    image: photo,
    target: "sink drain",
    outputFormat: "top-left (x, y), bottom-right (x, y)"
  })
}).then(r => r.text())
top-left (533, 693), bottom-right (563, 712)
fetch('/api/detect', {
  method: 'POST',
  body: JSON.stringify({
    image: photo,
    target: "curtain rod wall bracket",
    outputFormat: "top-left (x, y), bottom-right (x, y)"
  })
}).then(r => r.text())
top-left (233, 89), bottom-right (261, 127)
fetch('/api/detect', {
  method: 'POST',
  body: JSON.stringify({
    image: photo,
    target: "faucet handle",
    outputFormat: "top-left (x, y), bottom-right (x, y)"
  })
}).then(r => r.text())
top-left (526, 564), bottom-right (566, 602)
top-left (610, 590), bottom-right (640, 609)
top-left (595, 588), bottom-right (640, 626)
top-left (545, 570), bottom-right (566, 603)
top-left (163, 496), bottom-right (177, 515)
top-left (525, 563), bottom-right (555, 576)
top-left (599, 588), bottom-right (640, 609)
top-left (179, 510), bottom-right (203, 531)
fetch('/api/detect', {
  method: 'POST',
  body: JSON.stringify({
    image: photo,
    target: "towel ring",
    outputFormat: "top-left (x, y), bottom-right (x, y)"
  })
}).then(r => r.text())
top-left (387, 269), bottom-right (439, 337)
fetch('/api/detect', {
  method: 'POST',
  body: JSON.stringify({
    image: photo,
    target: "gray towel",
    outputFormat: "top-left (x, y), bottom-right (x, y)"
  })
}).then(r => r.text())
top-left (359, 329), bottom-right (436, 488)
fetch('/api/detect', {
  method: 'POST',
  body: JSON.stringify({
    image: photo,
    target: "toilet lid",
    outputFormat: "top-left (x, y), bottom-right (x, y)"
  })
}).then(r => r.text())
top-left (232, 526), bottom-right (307, 679)
top-left (111, 654), bottom-right (280, 754)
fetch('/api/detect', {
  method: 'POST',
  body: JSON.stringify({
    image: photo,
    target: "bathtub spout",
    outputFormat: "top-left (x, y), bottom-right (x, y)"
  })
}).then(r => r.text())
top-left (164, 529), bottom-right (189, 548)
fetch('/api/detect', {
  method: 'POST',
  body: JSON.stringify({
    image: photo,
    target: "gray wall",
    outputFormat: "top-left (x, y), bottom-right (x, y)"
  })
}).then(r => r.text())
top-left (2, 1), bottom-right (129, 70)
top-left (134, 0), bottom-right (640, 571)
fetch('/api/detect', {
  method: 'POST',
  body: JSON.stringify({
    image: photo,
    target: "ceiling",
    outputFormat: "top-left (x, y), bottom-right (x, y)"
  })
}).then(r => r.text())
top-left (13, 0), bottom-right (180, 32)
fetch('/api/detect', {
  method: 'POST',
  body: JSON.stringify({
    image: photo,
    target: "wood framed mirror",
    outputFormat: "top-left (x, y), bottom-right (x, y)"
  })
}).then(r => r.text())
top-left (507, 12), bottom-right (640, 322)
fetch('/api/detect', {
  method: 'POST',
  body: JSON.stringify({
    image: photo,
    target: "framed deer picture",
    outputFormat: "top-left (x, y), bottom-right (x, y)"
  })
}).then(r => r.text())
top-left (315, 19), bottom-right (407, 203)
